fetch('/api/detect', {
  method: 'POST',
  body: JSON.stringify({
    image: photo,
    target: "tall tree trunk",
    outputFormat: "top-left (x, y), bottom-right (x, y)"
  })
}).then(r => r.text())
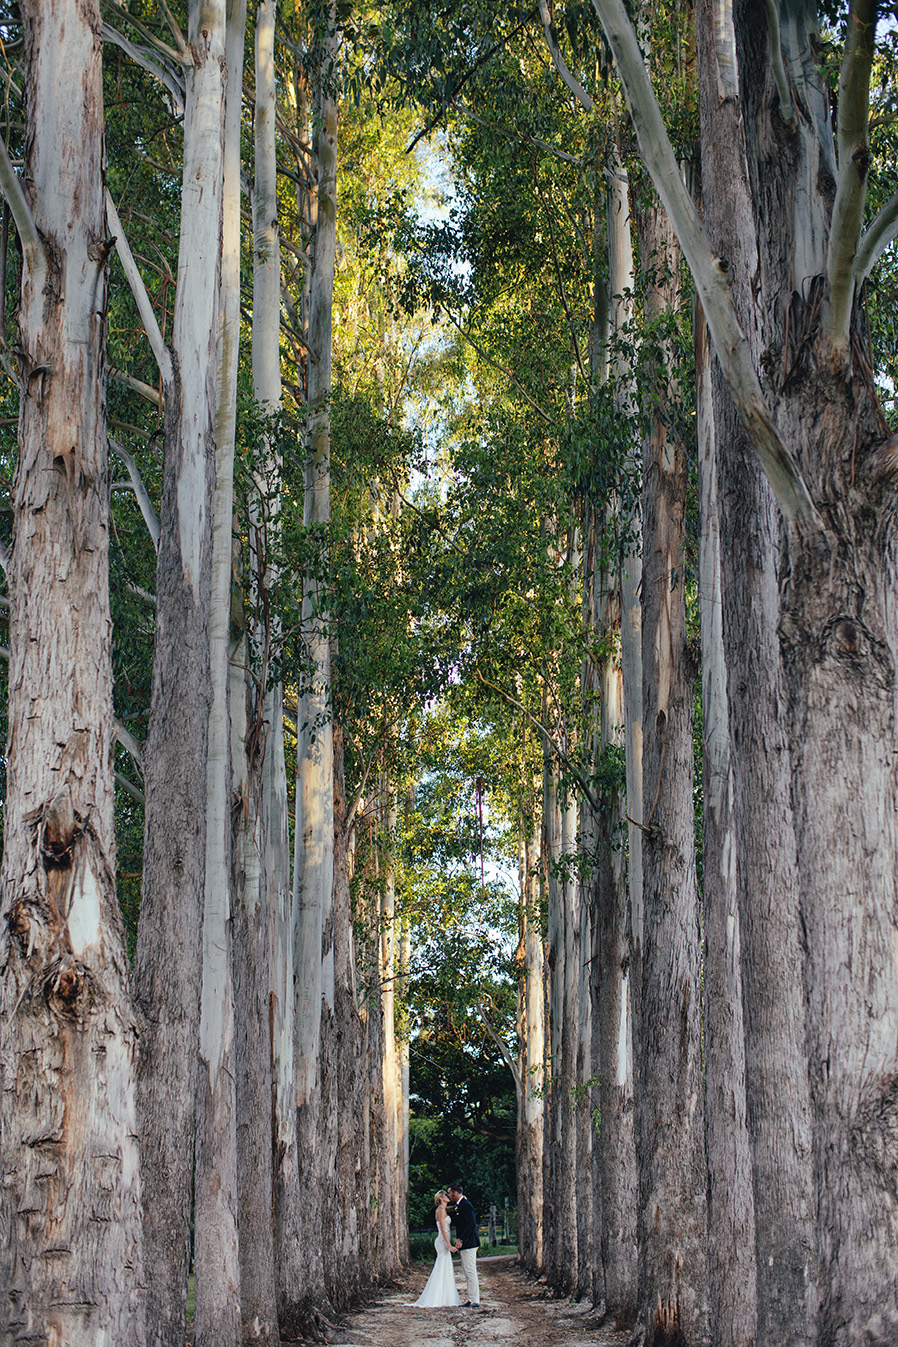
top-left (379, 782), bottom-right (402, 1277)
top-left (695, 301), bottom-right (756, 1347)
top-left (735, 8), bottom-right (898, 1339)
top-left (516, 808), bottom-right (544, 1273)
top-left (592, 154), bottom-right (638, 1330)
top-left (193, 3), bottom-right (246, 1341)
top-left (696, 6), bottom-right (817, 1341)
top-left (136, 3), bottom-right (225, 1341)
top-left (247, 3), bottom-right (297, 1332)
top-left (231, 3), bottom-right (282, 1342)
top-left (542, 711), bottom-right (578, 1293)
top-left (633, 202), bottom-right (707, 1346)
top-left (0, 3), bottom-right (143, 1338)
top-left (331, 724), bottom-right (368, 1306)
top-left (289, 5), bottom-right (338, 1328)
top-left (398, 919), bottom-right (411, 1265)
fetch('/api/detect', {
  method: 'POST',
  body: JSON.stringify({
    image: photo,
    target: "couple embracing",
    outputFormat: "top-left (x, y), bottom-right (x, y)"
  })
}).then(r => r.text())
top-left (412, 1180), bottom-right (480, 1309)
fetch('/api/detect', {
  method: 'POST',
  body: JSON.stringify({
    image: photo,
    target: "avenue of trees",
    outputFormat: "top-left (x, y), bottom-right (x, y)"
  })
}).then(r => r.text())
top-left (1, 3), bottom-right (898, 1346)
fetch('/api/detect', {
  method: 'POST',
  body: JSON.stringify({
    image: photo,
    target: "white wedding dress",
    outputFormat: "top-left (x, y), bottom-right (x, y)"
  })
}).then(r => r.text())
top-left (413, 1219), bottom-right (461, 1307)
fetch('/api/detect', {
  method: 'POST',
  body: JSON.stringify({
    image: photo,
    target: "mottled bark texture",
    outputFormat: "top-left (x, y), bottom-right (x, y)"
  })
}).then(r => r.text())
top-left (695, 303), bottom-right (757, 1347)
top-left (516, 819), bottom-right (544, 1274)
top-left (697, 3), bottom-right (898, 1342)
top-left (0, 3), bottom-right (144, 1340)
top-left (329, 723), bottom-right (369, 1308)
top-left (542, 732), bottom-right (579, 1294)
top-left (633, 203), bottom-right (708, 1346)
top-left (287, 8), bottom-right (339, 1332)
top-left (135, 4), bottom-right (225, 1343)
top-left (233, 3), bottom-right (284, 1339)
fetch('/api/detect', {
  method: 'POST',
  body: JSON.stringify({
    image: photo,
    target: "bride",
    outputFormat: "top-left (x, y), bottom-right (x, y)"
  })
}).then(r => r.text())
top-left (413, 1190), bottom-right (460, 1308)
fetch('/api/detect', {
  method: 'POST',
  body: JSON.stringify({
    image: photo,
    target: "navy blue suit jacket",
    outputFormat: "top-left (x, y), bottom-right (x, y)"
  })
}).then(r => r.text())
top-left (453, 1195), bottom-right (479, 1250)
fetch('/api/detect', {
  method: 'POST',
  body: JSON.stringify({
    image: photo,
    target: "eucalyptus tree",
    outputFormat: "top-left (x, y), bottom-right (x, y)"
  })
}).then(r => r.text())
top-left (0, 2), bottom-right (143, 1338)
top-left (591, 0), bottom-right (898, 1340)
top-left (104, 0), bottom-right (232, 1339)
top-left (230, 4), bottom-right (284, 1342)
top-left (193, 2), bottom-right (246, 1342)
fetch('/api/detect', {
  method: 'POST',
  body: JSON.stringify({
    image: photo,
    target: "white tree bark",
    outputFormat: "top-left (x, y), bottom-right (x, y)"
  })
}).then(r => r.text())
top-left (135, 3), bottom-right (226, 1341)
top-left (193, 2), bottom-right (245, 1341)
top-left (696, 301), bottom-right (756, 1347)
top-left (232, 3), bottom-right (283, 1340)
top-left (590, 0), bottom-right (820, 527)
top-left (632, 202), bottom-right (708, 1345)
top-left (380, 785), bottom-right (403, 1275)
top-left (590, 155), bottom-right (638, 1329)
top-left (289, 6), bottom-right (339, 1325)
top-left (0, 4), bottom-right (143, 1339)
top-left (516, 816), bottom-right (545, 1273)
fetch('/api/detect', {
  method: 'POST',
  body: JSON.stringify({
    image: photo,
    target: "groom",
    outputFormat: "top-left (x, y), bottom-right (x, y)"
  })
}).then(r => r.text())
top-left (447, 1181), bottom-right (480, 1307)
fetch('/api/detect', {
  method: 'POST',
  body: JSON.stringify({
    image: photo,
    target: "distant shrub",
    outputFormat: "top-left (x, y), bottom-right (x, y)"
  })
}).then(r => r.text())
top-left (409, 1231), bottom-right (437, 1263)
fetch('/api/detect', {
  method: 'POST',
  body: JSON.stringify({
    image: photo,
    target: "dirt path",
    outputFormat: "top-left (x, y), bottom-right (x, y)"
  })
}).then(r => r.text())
top-left (333, 1257), bottom-right (629, 1347)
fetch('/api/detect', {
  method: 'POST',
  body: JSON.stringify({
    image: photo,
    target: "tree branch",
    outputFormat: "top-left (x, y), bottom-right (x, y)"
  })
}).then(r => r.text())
top-left (823, 0), bottom-right (877, 357)
top-left (762, 0), bottom-right (796, 124)
top-left (110, 437), bottom-right (161, 551)
top-left (101, 22), bottom-right (185, 111)
top-left (855, 187), bottom-right (898, 286)
top-left (115, 720), bottom-right (145, 773)
top-left (537, 0), bottom-right (595, 112)
top-left (105, 190), bottom-right (175, 387)
top-left (454, 101), bottom-right (583, 165)
top-left (405, 8), bottom-right (538, 154)
top-left (155, 0), bottom-right (188, 58)
top-left (102, 0), bottom-right (184, 65)
top-left (116, 771), bottom-right (146, 806)
top-left (590, 0), bottom-right (822, 527)
top-left (532, 168), bottom-right (588, 384)
top-left (0, 139), bottom-right (45, 281)
top-left (110, 365), bottom-right (163, 406)
top-left (444, 309), bottom-right (555, 426)
top-left (474, 667), bottom-right (598, 812)
top-left (476, 999), bottom-right (523, 1096)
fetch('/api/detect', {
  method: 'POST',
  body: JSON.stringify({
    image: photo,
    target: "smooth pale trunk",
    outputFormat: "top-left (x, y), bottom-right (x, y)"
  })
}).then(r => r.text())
top-left (135, 3), bottom-right (224, 1342)
top-left (231, 3), bottom-right (281, 1342)
top-left (575, 864), bottom-right (595, 1302)
top-left (365, 841), bottom-right (389, 1280)
top-left (695, 302), bottom-right (757, 1347)
top-left (247, 2), bottom-right (297, 1329)
top-left (634, 202), bottom-right (707, 1345)
top-left (230, 630), bottom-right (279, 1346)
top-left (594, 582), bottom-right (637, 1327)
top-left (379, 786), bottom-right (402, 1277)
top-left (267, 679), bottom-right (300, 1326)
top-left (398, 920), bottom-right (411, 1266)
top-left (560, 753), bottom-right (582, 1298)
top-left (592, 156), bottom-right (637, 1330)
top-left (330, 724), bottom-right (367, 1305)
top-left (193, 4), bottom-right (245, 1341)
top-left (0, 3), bottom-right (143, 1339)
top-left (516, 815), bottom-right (544, 1273)
top-left (542, 730), bottom-right (574, 1291)
top-left (289, 9), bottom-right (338, 1325)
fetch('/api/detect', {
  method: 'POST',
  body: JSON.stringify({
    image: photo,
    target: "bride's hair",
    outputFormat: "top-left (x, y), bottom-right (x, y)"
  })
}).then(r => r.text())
top-left (434, 1189), bottom-right (449, 1206)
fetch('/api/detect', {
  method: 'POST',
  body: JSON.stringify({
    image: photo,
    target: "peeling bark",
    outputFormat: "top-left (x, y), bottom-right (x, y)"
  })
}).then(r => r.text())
top-left (633, 203), bottom-right (707, 1346)
top-left (136, 3), bottom-right (226, 1342)
top-left (0, 1), bottom-right (144, 1340)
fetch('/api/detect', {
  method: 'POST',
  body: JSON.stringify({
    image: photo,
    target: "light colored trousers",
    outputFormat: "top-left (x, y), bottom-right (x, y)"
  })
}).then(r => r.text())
top-left (459, 1247), bottom-right (479, 1304)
